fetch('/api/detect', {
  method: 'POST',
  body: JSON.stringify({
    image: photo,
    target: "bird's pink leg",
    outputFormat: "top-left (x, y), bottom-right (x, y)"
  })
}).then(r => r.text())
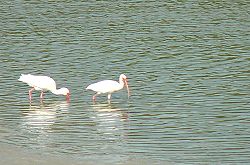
top-left (92, 95), bottom-right (96, 101)
top-left (40, 91), bottom-right (44, 99)
top-left (92, 93), bottom-right (99, 101)
top-left (29, 88), bottom-right (35, 101)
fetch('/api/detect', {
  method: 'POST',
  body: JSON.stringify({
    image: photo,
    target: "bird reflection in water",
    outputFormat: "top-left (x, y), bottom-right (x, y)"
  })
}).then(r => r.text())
top-left (18, 101), bottom-right (70, 150)
top-left (90, 103), bottom-right (129, 140)
top-left (19, 101), bottom-right (69, 150)
top-left (21, 101), bottom-right (69, 132)
top-left (88, 102), bottom-right (131, 161)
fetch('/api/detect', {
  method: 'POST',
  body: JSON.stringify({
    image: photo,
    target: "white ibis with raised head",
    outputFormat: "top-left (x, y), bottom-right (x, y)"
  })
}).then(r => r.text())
top-left (18, 74), bottom-right (70, 101)
top-left (86, 74), bottom-right (130, 101)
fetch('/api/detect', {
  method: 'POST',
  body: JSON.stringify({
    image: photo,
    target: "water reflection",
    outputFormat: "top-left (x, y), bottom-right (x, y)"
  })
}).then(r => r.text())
top-left (88, 103), bottom-right (129, 157)
top-left (21, 101), bottom-right (69, 130)
top-left (90, 103), bottom-right (128, 137)
top-left (18, 101), bottom-right (69, 149)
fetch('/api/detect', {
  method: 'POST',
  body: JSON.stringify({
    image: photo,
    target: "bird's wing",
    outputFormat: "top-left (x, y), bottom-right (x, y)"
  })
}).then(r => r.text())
top-left (19, 74), bottom-right (56, 91)
top-left (86, 80), bottom-right (120, 93)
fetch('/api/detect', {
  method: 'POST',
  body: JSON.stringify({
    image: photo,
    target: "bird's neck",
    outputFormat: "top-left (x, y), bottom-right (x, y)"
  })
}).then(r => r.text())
top-left (119, 78), bottom-right (125, 88)
top-left (51, 88), bottom-right (63, 95)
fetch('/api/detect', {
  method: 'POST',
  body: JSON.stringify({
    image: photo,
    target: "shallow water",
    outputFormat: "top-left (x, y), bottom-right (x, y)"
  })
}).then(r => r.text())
top-left (1, 1), bottom-right (250, 164)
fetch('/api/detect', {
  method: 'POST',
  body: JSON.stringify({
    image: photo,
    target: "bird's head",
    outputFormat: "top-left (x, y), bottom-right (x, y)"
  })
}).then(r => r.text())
top-left (59, 87), bottom-right (70, 101)
top-left (120, 74), bottom-right (130, 98)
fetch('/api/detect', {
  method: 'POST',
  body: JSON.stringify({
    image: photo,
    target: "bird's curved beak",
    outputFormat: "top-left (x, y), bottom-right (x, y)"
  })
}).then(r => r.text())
top-left (66, 93), bottom-right (70, 102)
top-left (124, 78), bottom-right (130, 99)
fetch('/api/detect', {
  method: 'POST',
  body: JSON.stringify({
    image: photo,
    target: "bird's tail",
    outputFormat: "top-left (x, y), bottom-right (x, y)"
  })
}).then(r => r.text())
top-left (18, 74), bottom-right (31, 82)
top-left (86, 84), bottom-right (94, 90)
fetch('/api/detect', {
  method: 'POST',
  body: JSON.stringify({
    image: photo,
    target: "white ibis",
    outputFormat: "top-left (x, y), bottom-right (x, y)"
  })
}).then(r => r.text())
top-left (86, 74), bottom-right (130, 101)
top-left (18, 74), bottom-right (70, 101)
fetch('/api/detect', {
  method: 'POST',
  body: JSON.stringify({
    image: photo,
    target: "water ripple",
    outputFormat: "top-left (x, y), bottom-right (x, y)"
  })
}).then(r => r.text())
top-left (1, 0), bottom-right (250, 164)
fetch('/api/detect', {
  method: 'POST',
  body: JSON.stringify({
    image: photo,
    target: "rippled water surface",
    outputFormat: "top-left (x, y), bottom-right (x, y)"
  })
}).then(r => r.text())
top-left (1, 1), bottom-right (250, 164)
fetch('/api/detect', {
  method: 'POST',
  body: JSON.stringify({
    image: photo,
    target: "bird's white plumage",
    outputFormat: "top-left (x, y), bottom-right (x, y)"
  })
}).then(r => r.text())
top-left (86, 74), bottom-right (130, 101)
top-left (86, 80), bottom-right (122, 94)
top-left (18, 74), bottom-right (70, 101)
top-left (18, 74), bottom-right (56, 91)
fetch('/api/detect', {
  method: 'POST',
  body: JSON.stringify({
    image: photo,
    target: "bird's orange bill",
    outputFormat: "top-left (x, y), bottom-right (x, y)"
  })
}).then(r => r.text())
top-left (124, 79), bottom-right (130, 99)
top-left (66, 93), bottom-right (70, 102)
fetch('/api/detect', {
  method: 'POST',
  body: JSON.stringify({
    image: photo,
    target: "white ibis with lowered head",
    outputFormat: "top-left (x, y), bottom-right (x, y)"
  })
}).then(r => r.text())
top-left (18, 74), bottom-right (70, 102)
top-left (86, 74), bottom-right (130, 101)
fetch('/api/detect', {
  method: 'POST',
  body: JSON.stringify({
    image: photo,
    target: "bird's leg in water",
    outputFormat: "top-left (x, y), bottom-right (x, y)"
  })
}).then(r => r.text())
top-left (108, 93), bottom-right (112, 100)
top-left (92, 93), bottom-right (99, 101)
top-left (28, 88), bottom-right (35, 101)
top-left (40, 91), bottom-right (44, 99)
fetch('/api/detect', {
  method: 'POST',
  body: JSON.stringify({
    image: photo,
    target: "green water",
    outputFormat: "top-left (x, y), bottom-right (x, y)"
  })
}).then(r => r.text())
top-left (1, 1), bottom-right (249, 164)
